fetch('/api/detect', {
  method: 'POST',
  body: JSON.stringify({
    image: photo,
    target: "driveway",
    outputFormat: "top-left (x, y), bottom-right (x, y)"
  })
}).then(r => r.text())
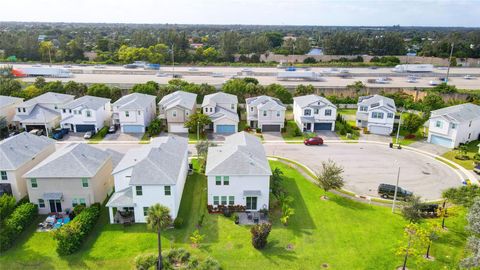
top-left (60, 132), bottom-right (86, 142)
top-left (409, 141), bottom-right (450, 156)
top-left (262, 132), bottom-right (283, 142)
top-left (104, 132), bottom-right (143, 141)
top-left (359, 133), bottom-right (392, 143)
top-left (315, 131), bottom-right (339, 140)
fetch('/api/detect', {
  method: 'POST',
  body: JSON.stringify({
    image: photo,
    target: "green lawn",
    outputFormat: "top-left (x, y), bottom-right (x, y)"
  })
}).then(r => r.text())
top-left (392, 129), bottom-right (426, 146)
top-left (281, 120), bottom-right (304, 141)
top-left (0, 161), bottom-right (469, 270)
top-left (442, 140), bottom-right (479, 170)
top-left (187, 132), bottom-right (207, 143)
top-left (87, 127), bottom-right (109, 144)
top-left (338, 108), bottom-right (357, 116)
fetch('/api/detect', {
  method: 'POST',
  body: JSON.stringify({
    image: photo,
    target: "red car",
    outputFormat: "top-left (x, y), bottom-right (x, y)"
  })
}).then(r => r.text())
top-left (304, 136), bottom-right (324, 146)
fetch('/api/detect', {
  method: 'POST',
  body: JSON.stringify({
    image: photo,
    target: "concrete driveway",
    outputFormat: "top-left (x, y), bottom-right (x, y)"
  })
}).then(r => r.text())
top-left (262, 132), bottom-right (283, 142)
top-left (264, 142), bottom-right (462, 201)
top-left (315, 131), bottom-right (339, 140)
top-left (60, 132), bottom-right (86, 142)
top-left (104, 132), bottom-right (143, 141)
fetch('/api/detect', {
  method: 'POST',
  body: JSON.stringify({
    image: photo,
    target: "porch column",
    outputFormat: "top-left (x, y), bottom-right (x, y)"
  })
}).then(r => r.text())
top-left (108, 207), bottom-right (114, 224)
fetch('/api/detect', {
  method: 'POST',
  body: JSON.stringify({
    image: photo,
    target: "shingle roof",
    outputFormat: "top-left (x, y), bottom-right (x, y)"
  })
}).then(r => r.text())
top-left (431, 103), bottom-right (480, 123)
top-left (24, 143), bottom-right (111, 178)
top-left (202, 92), bottom-right (238, 107)
top-left (209, 106), bottom-right (239, 122)
top-left (158, 91), bottom-right (197, 111)
top-left (20, 92), bottom-right (74, 108)
top-left (0, 132), bottom-right (54, 170)
top-left (206, 132), bottom-right (271, 176)
top-left (293, 94), bottom-right (335, 108)
top-left (12, 105), bottom-right (60, 124)
top-left (0, 96), bottom-right (23, 108)
top-left (112, 136), bottom-right (188, 185)
top-left (113, 93), bottom-right (156, 110)
top-left (105, 187), bottom-right (133, 207)
top-left (61, 95), bottom-right (111, 110)
top-left (357, 94), bottom-right (396, 111)
top-left (246, 95), bottom-right (286, 111)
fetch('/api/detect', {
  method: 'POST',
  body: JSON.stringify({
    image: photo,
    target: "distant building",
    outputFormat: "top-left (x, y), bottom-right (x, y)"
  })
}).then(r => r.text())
top-left (306, 48), bottom-right (324, 56)
top-left (0, 96), bottom-right (24, 125)
top-left (38, 35), bottom-right (47, 42)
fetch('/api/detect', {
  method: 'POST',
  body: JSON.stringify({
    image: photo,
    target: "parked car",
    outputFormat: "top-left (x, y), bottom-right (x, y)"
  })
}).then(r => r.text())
top-left (429, 80), bottom-right (439, 86)
top-left (304, 136), bottom-right (324, 146)
top-left (108, 125), bottom-right (117, 134)
top-left (83, 130), bottom-right (96, 139)
top-left (464, 75), bottom-right (474, 80)
top-left (29, 129), bottom-right (43, 136)
top-left (377, 183), bottom-right (413, 200)
top-left (52, 128), bottom-right (69, 140)
top-left (473, 164), bottom-right (480, 175)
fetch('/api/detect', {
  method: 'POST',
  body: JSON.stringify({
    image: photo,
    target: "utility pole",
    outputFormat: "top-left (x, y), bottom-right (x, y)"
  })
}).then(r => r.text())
top-left (392, 166), bottom-right (401, 213)
top-left (395, 110), bottom-right (403, 146)
top-left (171, 44), bottom-right (175, 77)
top-left (445, 43), bottom-right (454, 84)
top-left (197, 120), bottom-right (199, 141)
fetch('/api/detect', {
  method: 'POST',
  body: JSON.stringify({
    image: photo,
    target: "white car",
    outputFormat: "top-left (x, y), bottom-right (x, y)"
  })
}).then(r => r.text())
top-left (464, 75), bottom-right (474, 80)
top-left (429, 80), bottom-right (439, 86)
top-left (188, 67), bottom-right (199, 71)
top-left (156, 72), bottom-right (168, 77)
top-left (212, 73), bottom-right (225, 77)
top-left (407, 78), bottom-right (417, 83)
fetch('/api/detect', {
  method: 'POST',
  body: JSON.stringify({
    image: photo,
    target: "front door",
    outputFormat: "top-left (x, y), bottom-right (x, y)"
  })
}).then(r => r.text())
top-left (246, 197), bottom-right (257, 210)
top-left (49, 199), bottom-right (62, 213)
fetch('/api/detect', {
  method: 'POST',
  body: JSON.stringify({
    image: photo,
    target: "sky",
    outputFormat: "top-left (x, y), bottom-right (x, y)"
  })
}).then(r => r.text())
top-left (2, 0), bottom-right (479, 27)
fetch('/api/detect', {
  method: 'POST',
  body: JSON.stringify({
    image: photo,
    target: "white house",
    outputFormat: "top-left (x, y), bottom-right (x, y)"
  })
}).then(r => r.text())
top-left (112, 93), bottom-right (157, 133)
top-left (206, 132), bottom-right (271, 211)
top-left (293, 94), bottom-right (337, 132)
top-left (13, 92), bottom-right (74, 133)
top-left (60, 95), bottom-right (111, 132)
top-left (106, 136), bottom-right (189, 223)
top-left (0, 96), bottom-right (23, 125)
top-left (158, 91), bottom-right (197, 133)
top-left (356, 95), bottom-right (396, 135)
top-left (202, 92), bottom-right (239, 134)
top-left (246, 95), bottom-right (286, 132)
top-left (0, 133), bottom-right (55, 201)
top-left (427, 103), bottom-right (480, 148)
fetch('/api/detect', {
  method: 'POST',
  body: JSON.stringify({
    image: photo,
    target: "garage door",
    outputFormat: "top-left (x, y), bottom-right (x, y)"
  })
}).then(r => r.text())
top-left (168, 123), bottom-right (188, 133)
top-left (216, 124), bottom-right (236, 133)
top-left (314, 123), bottom-right (332, 131)
top-left (25, 125), bottom-right (46, 132)
top-left (369, 125), bottom-right (391, 135)
top-left (261, 124), bottom-right (281, 132)
top-left (430, 135), bottom-right (453, 148)
top-left (75, 124), bottom-right (95, 132)
top-left (122, 125), bottom-right (145, 133)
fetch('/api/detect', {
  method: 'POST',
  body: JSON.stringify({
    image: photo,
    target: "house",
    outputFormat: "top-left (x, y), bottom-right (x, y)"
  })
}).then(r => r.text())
top-left (0, 96), bottom-right (24, 125)
top-left (356, 95), bottom-right (396, 135)
top-left (246, 95), bottom-right (286, 132)
top-left (293, 94), bottom-right (337, 132)
top-left (427, 103), bottom-right (480, 148)
top-left (60, 95), bottom-right (111, 132)
top-left (106, 136), bottom-right (189, 223)
top-left (0, 133), bottom-right (55, 201)
top-left (13, 92), bottom-right (74, 133)
top-left (206, 132), bottom-right (271, 211)
top-left (202, 92), bottom-right (239, 134)
top-left (24, 143), bottom-right (113, 214)
top-left (158, 91), bottom-right (197, 133)
top-left (112, 93), bottom-right (157, 133)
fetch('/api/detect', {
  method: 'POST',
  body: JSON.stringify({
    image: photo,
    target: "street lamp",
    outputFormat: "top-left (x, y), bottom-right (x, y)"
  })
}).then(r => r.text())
top-left (392, 165), bottom-right (401, 213)
top-left (197, 120), bottom-right (200, 141)
top-left (395, 109), bottom-right (404, 146)
top-left (445, 43), bottom-right (454, 84)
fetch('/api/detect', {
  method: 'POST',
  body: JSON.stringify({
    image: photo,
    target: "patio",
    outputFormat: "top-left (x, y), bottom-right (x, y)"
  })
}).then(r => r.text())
top-left (238, 211), bottom-right (269, 225)
top-left (37, 213), bottom-right (71, 232)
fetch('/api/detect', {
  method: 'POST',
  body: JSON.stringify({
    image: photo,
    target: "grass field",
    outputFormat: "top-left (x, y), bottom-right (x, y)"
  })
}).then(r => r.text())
top-left (0, 161), bottom-right (468, 270)
top-left (281, 120), bottom-right (304, 141)
top-left (442, 140), bottom-right (479, 170)
top-left (338, 108), bottom-right (357, 116)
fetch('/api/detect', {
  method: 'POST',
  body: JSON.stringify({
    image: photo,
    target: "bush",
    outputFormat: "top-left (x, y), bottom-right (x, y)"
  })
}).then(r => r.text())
top-left (173, 217), bottom-right (184, 229)
top-left (73, 204), bottom-right (86, 216)
top-left (291, 126), bottom-right (302, 137)
top-left (255, 128), bottom-right (261, 133)
top-left (251, 222), bottom-right (272, 249)
top-left (0, 203), bottom-right (37, 251)
top-left (97, 126), bottom-right (108, 138)
top-left (303, 57), bottom-right (317, 64)
top-left (53, 203), bottom-right (101, 255)
top-left (0, 194), bottom-right (16, 221)
top-left (134, 253), bottom-right (158, 270)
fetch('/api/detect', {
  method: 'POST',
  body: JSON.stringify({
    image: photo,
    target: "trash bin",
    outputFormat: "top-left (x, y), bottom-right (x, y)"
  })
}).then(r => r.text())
top-left (389, 142), bottom-right (393, 148)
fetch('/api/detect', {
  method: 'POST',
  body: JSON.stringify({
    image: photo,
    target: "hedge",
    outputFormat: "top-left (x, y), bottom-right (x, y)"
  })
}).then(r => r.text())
top-left (0, 202), bottom-right (38, 251)
top-left (53, 203), bottom-right (101, 255)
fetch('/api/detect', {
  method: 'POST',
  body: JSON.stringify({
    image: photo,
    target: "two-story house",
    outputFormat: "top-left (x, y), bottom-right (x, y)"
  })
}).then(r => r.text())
top-left (246, 95), bottom-right (286, 132)
top-left (60, 95), bottom-right (111, 132)
top-left (158, 91), bottom-right (197, 133)
top-left (13, 92), bottom-right (74, 133)
top-left (293, 94), bottom-right (337, 132)
top-left (206, 132), bottom-right (271, 212)
top-left (0, 132), bottom-right (55, 201)
top-left (202, 92), bottom-right (239, 134)
top-left (427, 103), bottom-right (480, 148)
top-left (106, 136), bottom-right (188, 223)
top-left (0, 96), bottom-right (24, 125)
top-left (112, 93), bottom-right (157, 133)
top-left (356, 95), bottom-right (396, 135)
top-left (24, 143), bottom-right (113, 214)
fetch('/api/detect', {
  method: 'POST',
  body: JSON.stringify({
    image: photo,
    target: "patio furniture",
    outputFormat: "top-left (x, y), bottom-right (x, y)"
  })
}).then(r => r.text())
top-left (247, 212), bottom-right (253, 220)
top-left (253, 212), bottom-right (259, 224)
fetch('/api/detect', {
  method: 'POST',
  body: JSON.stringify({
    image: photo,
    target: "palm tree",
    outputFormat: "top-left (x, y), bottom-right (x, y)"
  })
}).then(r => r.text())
top-left (146, 204), bottom-right (172, 270)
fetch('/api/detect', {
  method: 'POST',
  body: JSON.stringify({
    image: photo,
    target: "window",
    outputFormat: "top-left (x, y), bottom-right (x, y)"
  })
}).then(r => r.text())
top-left (469, 121), bottom-right (472, 127)
top-left (223, 176), bottom-right (229, 185)
top-left (204, 107), bottom-right (208, 113)
top-left (221, 196), bottom-right (227, 205)
top-left (72, 199), bottom-right (78, 207)
top-left (137, 111), bottom-right (141, 115)
top-left (38, 199), bottom-right (45, 208)
top-left (250, 107), bottom-right (253, 112)
top-left (81, 178), bottom-right (89, 188)
top-left (69, 109), bottom-right (72, 113)
top-left (74, 110), bottom-right (77, 115)
top-left (469, 133), bottom-right (472, 139)
top-left (231, 104), bottom-right (234, 110)
top-left (387, 113), bottom-right (394, 119)
top-left (136, 186), bottom-right (143, 196)
top-left (314, 109), bottom-right (319, 114)
top-left (79, 198), bottom-right (86, 206)
top-left (277, 111), bottom-right (280, 117)
top-left (0, 171), bottom-right (7, 181)
top-left (325, 109), bottom-right (332, 116)
top-left (22, 108), bottom-right (26, 113)
top-left (54, 105), bottom-right (58, 110)
top-left (371, 112), bottom-right (384, 119)
top-left (164, 186), bottom-right (171, 196)
top-left (172, 110), bottom-right (177, 117)
top-left (186, 111), bottom-right (189, 116)
top-left (86, 110), bottom-right (91, 117)
top-left (215, 176), bottom-right (221, 185)
top-left (435, 121), bottom-right (443, 128)
top-left (62, 109), bottom-right (66, 113)
top-left (143, 207), bottom-right (149, 216)
top-left (451, 123), bottom-right (456, 129)
top-left (228, 196), bottom-right (235, 205)
top-left (263, 111), bottom-right (267, 117)
top-left (17, 108), bottom-right (21, 112)
top-left (360, 106), bottom-right (368, 112)
top-left (304, 109), bottom-right (311, 116)
top-left (213, 196), bottom-right (219, 205)
top-left (125, 111), bottom-right (130, 117)
top-left (210, 108), bottom-right (213, 112)
top-left (31, 178), bottom-right (37, 188)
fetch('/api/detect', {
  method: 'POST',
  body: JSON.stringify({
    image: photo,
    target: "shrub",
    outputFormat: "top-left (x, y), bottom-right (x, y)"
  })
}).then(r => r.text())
top-left (404, 134), bottom-right (416, 139)
top-left (0, 194), bottom-right (16, 221)
top-left (0, 202), bottom-right (37, 251)
top-left (291, 126), bottom-right (302, 137)
top-left (232, 213), bottom-right (239, 224)
top-left (281, 127), bottom-right (286, 133)
top-left (251, 222), bottom-right (272, 249)
top-left (173, 217), bottom-right (184, 229)
top-left (97, 126), bottom-right (108, 138)
top-left (197, 257), bottom-right (221, 270)
top-left (198, 213), bottom-right (205, 227)
top-left (134, 253), bottom-right (157, 270)
top-left (256, 128), bottom-right (261, 133)
top-left (73, 204), bottom-right (86, 216)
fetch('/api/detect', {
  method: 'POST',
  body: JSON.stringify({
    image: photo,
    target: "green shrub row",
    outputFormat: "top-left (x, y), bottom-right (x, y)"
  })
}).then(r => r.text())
top-left (0, 202), bottom-right (38, 251)
top-left (52, 203), bottom-right (101, 255)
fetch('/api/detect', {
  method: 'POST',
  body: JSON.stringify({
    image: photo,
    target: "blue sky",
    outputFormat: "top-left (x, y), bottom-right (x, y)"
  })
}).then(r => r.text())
top-left (2, 0), bottom-right (479, 27)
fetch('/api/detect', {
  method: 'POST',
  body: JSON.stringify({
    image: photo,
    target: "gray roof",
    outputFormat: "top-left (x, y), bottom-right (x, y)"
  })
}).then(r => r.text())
top-left (0, 96), bottom-right (23, 108)
top-left (202, 92), bottom-right (238, 107)
top-left (209, 106), bottom-right (239, 122)
top-left (61, 95), bottom-right (111, 111)
top-left (20, 92), bottom-right (74, 108)
top-left (431, 103), bottom-right (480, 123)
top-left (12, 104), bottom-right (60, 123)
top-left (246, 95), bottom-right (286, 111)
top-left (0, 132), bottom-right (55, 170)
top-left (112, 136), bottom-right (188, 185)
top-left (294, 94), bottom-right (335, 108)
top-left (113, 93), bottom-right (156, 110)
top-left (24, 143), bottom-right (111, 178)
top-left (357, 94), bottom-right (396, 111)
top-left (106, 187), bottom-right (133, 207)
top-left (206, 132), bottom-right (271, 176)
top-left (158, 91), bottom-right (197, 111)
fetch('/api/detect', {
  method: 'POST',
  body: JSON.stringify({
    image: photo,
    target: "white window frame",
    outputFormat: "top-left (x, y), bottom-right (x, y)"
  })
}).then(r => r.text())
top-left (325, 109), bottom-right (332, 116)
